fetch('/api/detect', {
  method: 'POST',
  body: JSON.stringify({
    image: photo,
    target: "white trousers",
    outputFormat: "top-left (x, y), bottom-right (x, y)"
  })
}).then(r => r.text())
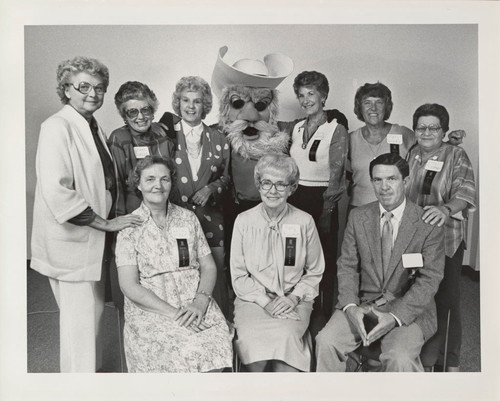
top-left (49, 277), bottom-right (105, 372)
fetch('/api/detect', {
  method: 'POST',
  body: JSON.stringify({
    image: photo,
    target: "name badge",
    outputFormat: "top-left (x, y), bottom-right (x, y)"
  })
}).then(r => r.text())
top-left (176, 238), bottom-right (190, 267)
top-left (308, 140), bottom-right (321, 161)
top-left (386, 134), bottom-right (403, 145)
top-left (402, 253), bottom-right (424, 268)
top-left (133, 146), bottom-right (150, 159)
top-left (284, 238), bottom-right (297, 266)
top-left (424, 160), bottom-right (444, 172)
top-left (282, 224), bottom-right (300, 238)
top-left (171, 227), bottom-right (189, 239)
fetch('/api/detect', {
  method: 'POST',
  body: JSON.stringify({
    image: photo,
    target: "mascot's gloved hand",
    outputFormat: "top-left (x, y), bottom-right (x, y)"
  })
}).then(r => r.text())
top-left (158, 111), bottom-right (182, 143)
top-left (447, 130), bottom-right (466, 146)
top-left (325, 109), bottom-right (349, 131)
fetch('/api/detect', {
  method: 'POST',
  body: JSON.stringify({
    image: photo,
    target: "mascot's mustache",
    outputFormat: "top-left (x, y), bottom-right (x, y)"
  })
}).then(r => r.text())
top-left (225, 120), bottom-right (279, 137)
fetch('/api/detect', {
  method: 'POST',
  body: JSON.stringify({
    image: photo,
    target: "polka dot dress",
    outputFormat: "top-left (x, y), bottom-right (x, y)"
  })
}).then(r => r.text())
top-left (174, 123), bottom-right (230, 248)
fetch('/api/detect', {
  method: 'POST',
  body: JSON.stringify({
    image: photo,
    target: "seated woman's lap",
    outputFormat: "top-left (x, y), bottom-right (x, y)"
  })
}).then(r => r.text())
top-left (234, 299), bottom-right (312, 332)
top-left (233, 298), bottom-right (313, 367)
top-left (123, 299), bottom-right (232, 372)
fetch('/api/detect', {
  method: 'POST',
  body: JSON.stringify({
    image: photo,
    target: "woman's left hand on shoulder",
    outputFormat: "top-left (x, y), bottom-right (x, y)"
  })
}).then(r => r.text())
top-left (191, 186), bottom-right (213, 207)
top-left (422, 205), bottom-right (448, 227)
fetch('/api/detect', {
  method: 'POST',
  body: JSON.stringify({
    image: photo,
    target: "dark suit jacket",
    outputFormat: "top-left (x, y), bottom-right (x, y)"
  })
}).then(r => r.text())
top-left (336, 199), bottom-right (444, 340)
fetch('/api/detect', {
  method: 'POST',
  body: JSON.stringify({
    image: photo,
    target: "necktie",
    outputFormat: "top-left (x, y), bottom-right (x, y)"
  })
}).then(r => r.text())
top-left (89, 117), bottom-right (117, 217)
top-left (381, 211), bottom-right (393, 279)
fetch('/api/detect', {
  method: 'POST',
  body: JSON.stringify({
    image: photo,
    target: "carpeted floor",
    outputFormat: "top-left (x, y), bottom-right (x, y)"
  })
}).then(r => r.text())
top-left (27, 266), bottom-right (481, 373)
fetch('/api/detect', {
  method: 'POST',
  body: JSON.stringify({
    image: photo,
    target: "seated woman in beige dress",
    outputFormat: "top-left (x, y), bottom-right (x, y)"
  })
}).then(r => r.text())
top-left (115, 155), bottom-right (233, 372)
top-left (230, 154), bottom-right (325, 372)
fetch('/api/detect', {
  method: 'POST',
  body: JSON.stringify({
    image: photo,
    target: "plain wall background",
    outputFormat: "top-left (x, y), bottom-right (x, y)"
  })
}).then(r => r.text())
top-left (25, 24), bottom-right (478, 258)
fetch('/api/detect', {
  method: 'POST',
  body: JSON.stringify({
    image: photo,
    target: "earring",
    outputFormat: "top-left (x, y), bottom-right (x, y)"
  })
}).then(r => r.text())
top-left (322, 100), bottom-right (326, 107)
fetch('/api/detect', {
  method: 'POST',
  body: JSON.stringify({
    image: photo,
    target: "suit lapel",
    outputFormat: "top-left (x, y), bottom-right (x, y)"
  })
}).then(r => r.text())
top-left (175, 126), bottom-right (196, 193)
top-left (385, 201), bottom-right (419, 284)
top-left (362, 203), bottom-right (384, 287)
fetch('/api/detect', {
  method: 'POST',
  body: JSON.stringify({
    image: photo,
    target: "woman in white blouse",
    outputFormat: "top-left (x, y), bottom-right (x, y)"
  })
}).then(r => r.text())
top-left (230, 154), bottom-right (325, 372)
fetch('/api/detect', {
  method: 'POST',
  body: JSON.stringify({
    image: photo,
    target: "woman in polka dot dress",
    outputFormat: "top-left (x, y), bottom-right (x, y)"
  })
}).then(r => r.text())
top-left (161, 76), bottom-right (231, 319)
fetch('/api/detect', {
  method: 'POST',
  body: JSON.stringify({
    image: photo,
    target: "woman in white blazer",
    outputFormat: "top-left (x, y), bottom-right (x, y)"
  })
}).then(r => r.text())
top-left (30, 56), bottom-right (142, 372)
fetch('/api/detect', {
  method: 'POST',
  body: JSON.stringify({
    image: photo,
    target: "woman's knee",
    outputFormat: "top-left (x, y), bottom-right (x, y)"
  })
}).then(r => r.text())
top-left (244, 360), bottom-right (268, 372)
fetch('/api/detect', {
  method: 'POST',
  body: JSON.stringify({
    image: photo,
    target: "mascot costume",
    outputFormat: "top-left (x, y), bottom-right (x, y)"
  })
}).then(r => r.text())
top-left (211, 46), bottom-right (294, 214)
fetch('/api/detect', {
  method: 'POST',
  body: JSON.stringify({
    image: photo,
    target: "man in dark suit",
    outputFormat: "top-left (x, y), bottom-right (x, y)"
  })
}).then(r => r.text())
top-left (315, 153), bottom-right (444, 372)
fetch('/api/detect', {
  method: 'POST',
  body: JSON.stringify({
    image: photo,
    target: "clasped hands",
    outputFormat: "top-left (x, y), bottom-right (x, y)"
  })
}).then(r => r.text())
top-left (264, 295), bottom-right (300, 320)
top-left (174, 296), bottom-right (211, 333)
top-left (346, 304), bottom-right (397, 346)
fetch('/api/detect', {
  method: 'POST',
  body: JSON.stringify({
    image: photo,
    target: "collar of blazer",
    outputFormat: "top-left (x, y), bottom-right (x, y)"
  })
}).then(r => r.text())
top-left (360, 200), bottom-right (420, 287)
top-left (175, 122), bottom-right (213, 192)
top-left (61, 105), bottom-right (112, 158)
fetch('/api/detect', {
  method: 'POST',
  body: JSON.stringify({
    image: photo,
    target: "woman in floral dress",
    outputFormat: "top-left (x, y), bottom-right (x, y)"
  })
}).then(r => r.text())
top-left (115, 155), bottom-right (233, 372)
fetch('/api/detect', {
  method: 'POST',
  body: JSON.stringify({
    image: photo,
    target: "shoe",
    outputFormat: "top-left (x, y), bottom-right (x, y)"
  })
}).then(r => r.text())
top-left (433, 364), bottom-right (444, 372)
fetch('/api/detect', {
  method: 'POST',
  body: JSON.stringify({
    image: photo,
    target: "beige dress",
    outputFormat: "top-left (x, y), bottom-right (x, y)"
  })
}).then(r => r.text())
top-left (115, 202), bottom-right (233, 372)
top-left (230, 204), bottom-right (325, 371)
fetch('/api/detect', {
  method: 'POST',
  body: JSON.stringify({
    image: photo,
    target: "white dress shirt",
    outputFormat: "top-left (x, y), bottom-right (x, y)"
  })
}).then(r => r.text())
top-left (181, 120), bottom-right (203, 181)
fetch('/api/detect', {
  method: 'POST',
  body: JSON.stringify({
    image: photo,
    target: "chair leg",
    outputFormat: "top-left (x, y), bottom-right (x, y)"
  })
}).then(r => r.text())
top-left (232, 351), bottom-right (241, 372)
top-left (443, 309), bottom-right (451, 372)
top-left (348, 352), bottom-right (364, 372)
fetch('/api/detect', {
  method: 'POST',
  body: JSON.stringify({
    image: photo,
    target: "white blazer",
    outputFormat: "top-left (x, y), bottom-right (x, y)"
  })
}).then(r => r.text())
top-left (31, 105), bottom-right (112, 281)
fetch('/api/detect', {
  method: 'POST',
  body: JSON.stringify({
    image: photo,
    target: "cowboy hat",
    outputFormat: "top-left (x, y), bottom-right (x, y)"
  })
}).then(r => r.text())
top-left (211, 45), bottom-right (294, 98)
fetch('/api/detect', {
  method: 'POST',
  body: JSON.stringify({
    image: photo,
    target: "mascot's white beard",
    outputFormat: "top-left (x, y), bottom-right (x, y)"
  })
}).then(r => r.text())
top-left (225, 120), bottom-right (289, 160)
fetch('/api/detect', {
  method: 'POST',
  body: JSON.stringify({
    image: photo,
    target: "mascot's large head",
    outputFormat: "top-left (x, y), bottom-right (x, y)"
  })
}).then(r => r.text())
top-left (211, 46), bottom-right (293, 159)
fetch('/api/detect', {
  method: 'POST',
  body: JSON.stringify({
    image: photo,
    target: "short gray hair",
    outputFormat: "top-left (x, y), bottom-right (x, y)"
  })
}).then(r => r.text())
top-left (56, 56), bottom-right (109, 104)
top-left (254, 154), bottom-right (299, 192)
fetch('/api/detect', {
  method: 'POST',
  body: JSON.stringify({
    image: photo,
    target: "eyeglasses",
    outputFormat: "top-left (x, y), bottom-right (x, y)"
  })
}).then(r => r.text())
top-left (259, 180), bottom-right (289, 192)
top-left (67, 81), bottom-right (106, 95)
top-left (415, 125), bottom-right (442, 135)
top-left (125, 107), bottom-right (154, 119)
top-left (230, 98), bottom-right (269, 112)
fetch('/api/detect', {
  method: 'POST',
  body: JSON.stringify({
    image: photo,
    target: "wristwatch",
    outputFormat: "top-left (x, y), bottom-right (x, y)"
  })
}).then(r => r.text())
top-left (443, 205), bottom-right (452, 215)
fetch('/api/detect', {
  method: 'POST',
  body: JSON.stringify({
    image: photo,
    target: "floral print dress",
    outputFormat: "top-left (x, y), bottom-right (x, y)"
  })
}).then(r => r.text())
top-left (115, 202), bottom-right (233, 372)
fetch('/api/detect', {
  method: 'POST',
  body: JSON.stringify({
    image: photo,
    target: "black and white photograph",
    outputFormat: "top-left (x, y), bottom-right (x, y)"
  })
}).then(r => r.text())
top-left (1, 1), bottom-right (499, 400)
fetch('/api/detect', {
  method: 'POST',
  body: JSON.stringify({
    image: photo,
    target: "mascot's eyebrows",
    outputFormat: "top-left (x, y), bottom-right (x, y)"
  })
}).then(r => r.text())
top-left (228, 87), bottom-right (274, 104)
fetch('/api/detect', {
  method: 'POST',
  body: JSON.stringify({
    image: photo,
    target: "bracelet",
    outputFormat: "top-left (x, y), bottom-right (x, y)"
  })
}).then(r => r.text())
top-left (196, 291), bottom-right (213, 302)
top-left (443, 205), bottom-right (452, 216)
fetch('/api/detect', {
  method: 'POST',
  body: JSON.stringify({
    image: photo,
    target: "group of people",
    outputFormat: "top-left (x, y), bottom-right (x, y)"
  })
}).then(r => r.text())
top-left (30, 53), bottom-right (476, 374)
